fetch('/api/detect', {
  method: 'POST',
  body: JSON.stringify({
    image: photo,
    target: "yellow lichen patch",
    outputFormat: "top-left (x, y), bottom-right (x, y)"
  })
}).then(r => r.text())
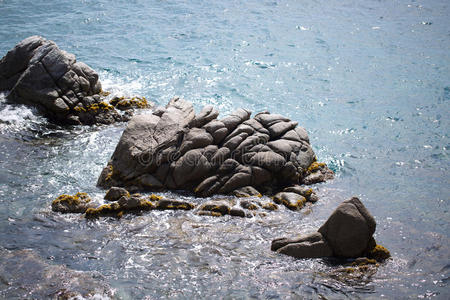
top-left (307, 162), bottom-right (326, 173)
top-left (110, 96), bottom-right (149, 110)
top-left (139, 200), bottom-right (155, 210)
top-left (304, 188), bottom-right (313, 197)
top-left (351, 258), bottom-right (378, 266)
top-left (262, 202), bottom-right (278, 211)
top-left (149, 194), bottom-right (163, 201)
top-left (104, 165), bottom-right (114, 182)
top-left (74, 106), bottom-right (86, 112)
top-left (85, 203), bottom-right (121, 219)
top-left (156, 199), bottom-right (195, 210)
top-left (368, 244), bottom-right (391, 262)
top-left (198, 211), bottom-right (222, 217)
top-left (86, 101), bottom-right (114, 112)
top-left (246, 203), bottom-right (259, 210)
top-left (52, 192), bottom-right (90, 207)
top-left (99, 90), bottom-right (111, 97)
top-left (344, 267), bottom-right (355, 274)
top-left (284, 198), bottom-right (305, 210)
top-left (257, 193), bottom-right (263, 198)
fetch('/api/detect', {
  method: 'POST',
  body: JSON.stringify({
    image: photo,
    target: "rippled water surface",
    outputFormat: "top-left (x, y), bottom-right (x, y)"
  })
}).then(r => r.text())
top-left (0, 0), bottom-right (449, 298)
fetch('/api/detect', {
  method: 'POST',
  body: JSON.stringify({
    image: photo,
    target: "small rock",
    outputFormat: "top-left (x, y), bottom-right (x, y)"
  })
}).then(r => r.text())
top-left (273, 192), bottom-right (306, 210)
top-left (261, 201), bottom-right (278, 211)
top-left (229, 207), bottom-right (246, 217)
top-left (240, 199), bottom-right (261, 210)
top-left (197, 200), bottom-right (231, 216)
top-left (51, 192), bottom-right (92, 213)
top-left (104, 187), bottom-right (130, 201)
top-left (156, 199), bottom-right (195, 210)
top-left (232, 186), bottom-right (262, 198)
top-left (283, 185), bottom-right (318, 203)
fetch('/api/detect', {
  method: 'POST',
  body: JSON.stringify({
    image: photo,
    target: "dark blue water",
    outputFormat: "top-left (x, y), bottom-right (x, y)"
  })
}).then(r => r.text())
top-left (0, 0), bottom-right (449, 298)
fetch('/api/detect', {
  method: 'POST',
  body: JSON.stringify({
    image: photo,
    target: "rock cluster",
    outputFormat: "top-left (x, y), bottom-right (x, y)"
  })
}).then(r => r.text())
top-left (0, 36), bottom-right (151, 125)
top-left (51, 188), bottom-right (300, 219)
top-left (271, 197), bottom-right (390, 261)
top-left (97, 97), bottom-right (333, 198)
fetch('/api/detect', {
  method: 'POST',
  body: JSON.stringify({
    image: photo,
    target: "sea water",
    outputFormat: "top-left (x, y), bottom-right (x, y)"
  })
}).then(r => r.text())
top-left (0, 0), bottom-right (449, 298)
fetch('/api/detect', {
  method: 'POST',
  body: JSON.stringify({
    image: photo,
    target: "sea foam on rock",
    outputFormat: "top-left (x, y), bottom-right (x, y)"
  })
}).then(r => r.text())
top-left (271, 197), bottom-right (390, 261)
top-left (0, 36), bottom-right (151, 125)
top-left (97, 97), bottom-right (333, 209)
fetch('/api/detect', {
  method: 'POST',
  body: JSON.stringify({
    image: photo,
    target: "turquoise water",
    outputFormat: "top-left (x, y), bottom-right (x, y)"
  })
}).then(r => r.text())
top-left (0, 0), bottom-right (449, 298)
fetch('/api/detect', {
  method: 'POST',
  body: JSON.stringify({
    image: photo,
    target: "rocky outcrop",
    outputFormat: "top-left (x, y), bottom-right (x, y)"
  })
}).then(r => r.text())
top-left (0, 36), bottom-right (151, 125)
top-left (97, 97), bottom-right (333, 202)
top-left (271, 197), bottom-right (390, 261)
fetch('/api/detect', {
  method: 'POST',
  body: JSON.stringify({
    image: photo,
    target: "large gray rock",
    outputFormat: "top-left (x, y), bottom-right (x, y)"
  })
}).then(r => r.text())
top-left (318, 197), bottom-right (376, 257)
top-left (0, 36), bottom-right (146, 125)
top-left (97, 98), bottom-right (333, 202)
top-left (272, 197), bottom-right (382, 260)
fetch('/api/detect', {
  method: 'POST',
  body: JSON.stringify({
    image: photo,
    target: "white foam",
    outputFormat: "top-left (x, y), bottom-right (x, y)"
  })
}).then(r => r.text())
top-left (99, 71), bottom-right (146, 99)
top-left (0, 92), bottom-right (48, 133)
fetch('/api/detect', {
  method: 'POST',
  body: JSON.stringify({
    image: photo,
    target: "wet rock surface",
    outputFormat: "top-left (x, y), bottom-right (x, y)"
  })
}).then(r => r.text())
top-left (0, 36), bottom-right (151, 125)
top-left (0, 247), bottom-right (113, 299)
top-left (272, 197), bottom-right (390, 261)
top-left (97, 97), bottom-right (333, 200)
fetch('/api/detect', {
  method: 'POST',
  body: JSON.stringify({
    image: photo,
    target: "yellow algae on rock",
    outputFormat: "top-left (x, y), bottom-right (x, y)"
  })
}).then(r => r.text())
top-left (367, 244), bottom-right (391, 262)
top-left (52, 192), bottom-right (91, 213)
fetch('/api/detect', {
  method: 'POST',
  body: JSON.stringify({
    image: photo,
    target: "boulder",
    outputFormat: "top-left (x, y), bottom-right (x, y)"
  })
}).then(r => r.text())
top-left (318, 197), bottom-right (376, 258)
top-left (271, 197), bottom-right (390, 261)
top-left (0, 36), bottom-right (150, 125)
top-left (97, 98), bottom-right (333, 197)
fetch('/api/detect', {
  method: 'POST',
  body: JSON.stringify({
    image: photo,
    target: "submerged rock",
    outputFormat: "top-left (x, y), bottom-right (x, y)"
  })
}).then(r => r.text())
top-left (0, 36), bottom-right (151, 125)
top-left (272, 197), bottom-right (390, 261)
top-left (104, 186), bottom-right (130, 201)
top-left (0, 247), bottom-right (113, 299)
top-left (97, 98), bottom-right (333, 200)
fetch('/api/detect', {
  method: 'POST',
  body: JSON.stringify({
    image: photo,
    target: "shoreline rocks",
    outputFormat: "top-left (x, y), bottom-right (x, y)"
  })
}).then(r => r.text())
top-left (0, 36), bottom-right (151, 125)
top-left (51, 188), bottom-right (287, 219)
top-left (271, 197), bottom-right (390, 262)
top-left (97, 97), bottom-right (333, 202)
